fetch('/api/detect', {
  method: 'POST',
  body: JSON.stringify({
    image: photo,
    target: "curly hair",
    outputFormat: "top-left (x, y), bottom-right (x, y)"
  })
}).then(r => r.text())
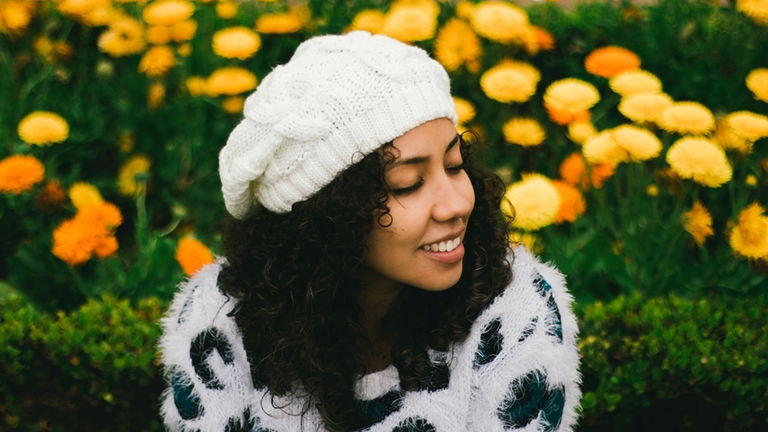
top-left (217, 132), bottom-right (513, 431)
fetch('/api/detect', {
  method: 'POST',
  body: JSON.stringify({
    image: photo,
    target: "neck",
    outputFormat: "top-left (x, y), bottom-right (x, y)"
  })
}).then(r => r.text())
top-left (358, 269), bottom-right (403, 343)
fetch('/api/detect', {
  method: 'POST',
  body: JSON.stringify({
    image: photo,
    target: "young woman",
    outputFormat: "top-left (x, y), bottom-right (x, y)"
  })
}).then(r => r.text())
top-left (159, 31), bottom-right (580, 432)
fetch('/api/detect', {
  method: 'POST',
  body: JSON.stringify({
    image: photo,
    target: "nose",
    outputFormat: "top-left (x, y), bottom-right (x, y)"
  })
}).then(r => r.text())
top-left (431, 175), bottom-right (474, 223)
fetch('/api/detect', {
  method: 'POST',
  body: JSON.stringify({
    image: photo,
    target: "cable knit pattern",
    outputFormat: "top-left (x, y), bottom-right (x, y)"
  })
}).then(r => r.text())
top-left (219, 31), bottom-right (458, 217)
top-left (158, 247), bottom-right (581, 431)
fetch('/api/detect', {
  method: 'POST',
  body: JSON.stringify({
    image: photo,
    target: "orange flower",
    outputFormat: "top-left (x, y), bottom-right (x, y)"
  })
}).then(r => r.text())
top-left (175, 236), bottom-right (214, 276)
top-left (590, 163), bottom-right (615, 189)
top-left (558, 152), bottom-right (614, 190)
top-left (0, 154), bottom-right (44, 194)
top-left (531, 26), bottom-right (555, 51)
top-left (546, 105), bottom-right (591, 126)
top-left (584, 46), bottom-right (641, 78)
top-left (37, 180), bottom-right (66, 208)
top-left (51, 201), bottom-right (122, 266)
top-left (552, 180), bottom-right (586, 223)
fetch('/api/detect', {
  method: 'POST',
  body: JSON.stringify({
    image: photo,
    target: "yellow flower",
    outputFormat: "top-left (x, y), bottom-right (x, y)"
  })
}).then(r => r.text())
top-left (177, 42), bottom-right (192, 57)
top-left (143, 0), bottom-right (195, 26)
top-left (148, 81), bottom-right (165, 109)
top-left (729, 203), bottom-right (768, 259)
top-left (222, 96), bottom-right (244, 114)
top-left (138, 45), bottom-right (176, 77)
top-left (725, 111), bottom-right (768, 142)
top-left (470, 0), bottom-right (529, 44)
top-left (453, 97), bottom-right (476, 125)
top-left (682, 201), bottom-right (713, 247)
top-left (567, 120), bottom-right (597, 145)
top-left (68, 182), bottom-right (103, 209)
top-left (146, 25), bottom-right (172, 44)
top-left (659, 101), bottom-right (715, 135)
top-left (434, 18), bottom-right (482, 73)
top-left (213, 26), bottom-right (261, 60)
top-left (646, 184), bottom-right (659, 196)
top-left (206, 67), bottom-right (258, 96)
top-left (380, 0), bottom-right (438, 42)
top-left (0, 154), bottom-right (44, 194)
top-left (347, 9), bottom-right (386, 33)
top-left (666, 137), bottom-right (732, 187)
top-left (543, 78), bottom-right (600, 115)
top-left (503, 118), bottom-right (546, 147)
top-left (609, 69), bottom-right (662, 97)
top-left (186, 76), bottom-right (207, 96)
top-left (618, 92), bottom-right (673, 124)
top-left (98, 17), bottom-right (146, 56)
top-left (501, 173), bottom-right (561, 231)
top-left (456, 1), bottom-right (476, 20)
top-left (508, 230), bottom-right (543, 254)
top-left (610, 124), bottom-right (662, 161)
top-left (57, 0), bottom-right (110, 23)
top-left (175, 236), bottom-right (215, 276)
top-left (172, 19), bottom-right (197, 42)
top-left (18, 111), bottom-right (69, 145)
top-left (0, 1), bottom-right (34, 35)
top-left (216, 1), bottom-right (238, 19)
top-left (737, 0), bottom-right (768, 25)
top-left (480, 60), bottom-right (540, 103)
top-left (256, 8), bottom-right (306, 34)
top-left (582, 130), bottom-right (628, 165)
top-left (746, 68), bottom-right (768, 102)
top-left (118, 154), bottom-right (151, 196)
top-left (746, 174), bottom-right (758, 186)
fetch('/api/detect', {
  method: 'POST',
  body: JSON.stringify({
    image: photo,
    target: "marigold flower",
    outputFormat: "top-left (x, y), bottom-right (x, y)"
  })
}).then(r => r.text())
top-left (470, 1), bottom-right (529, 44)
top-left (79, 201), bottom-right (123, 229)
top-left (434, 18), bottom-right (482, 73)
top-left (138, 45), bottom-right (176, 77)
top-left (175, 236), bottom-right (215, 276)
top-left (185, 76), bottom-right (207, 96)
top-left (609, 69), bottom-right (662, 96)
top-left (746, 174), bottom-right (758, 186)
top-left (543, 78), bottom-right (600, 117)
top-left (18, 111), bottom-right (69, 145)
top-left (347, 9), bottom-right (385, 33)
top-left (729, 203), bottom-right (768, 259)
top-left (682, 201), bottom-right (714, 247)
top-left (715, 118), bottom-right (752, 154)
top-left (216, 1), bottom-right (238, 19)
top-left (480, 60), bottom-right (540, 103)
top-left (559, 153), bottom-right (586, 187)
top-left (725, 111), bottom-right (768, 142)
top-left (222, 96), bottom-right (245, 114)
top-left (611, 124), bottom-right (662, 161)
top-left (256, 9), bottom-right (305, 34)
top-left (206, 67), bottom-right (258, 96)
top-left (68, 182), bottom-right (103, 209)
top-left (552, 180), bottom-right (586, 224)
top-left (590, 163), bottom-right (615, 189)
top-left (381, 0), bottom-right (438, 42)
top-left (618, 92), bottom-right (673, 124)
top-left (52, 201), bottom-right (122, 266)
top-left (508, 230), bottom-right (543, 254)
top-left (546, 106), bottom-right (591, 126)
top-left (532, 26), bottom-right (555, 51)
top-left (659, 102), bottom-right (715, 135)
top-left (172, 19), bottom-right (196, 41)
top-left (0, 154), bottom-right (44, 194)
top-left (0, 1), bottom-right (34, 35)
top-left (646, 184), bottom-right (659, 196)
top-left (146, 25), bottom-right (172, 44)
top-left (501, 173), bottom-right (561, 231)
top-left (737, 0), bottom-right (768, 25)
top-left (746, 68), bottom-right (768, 102)
top-left (567, 120), bottom-right (597, 144)
top-left (456, 1), bottom-right (476, 20)
top-left (213, 26), bottom-right (261, 60)
top-left (57, 0), bottom-right (110, 23)
top-left (503, 117), bottom-right (546, 147)
top-left (37, 180), bottom-right (66, 208)
top-left (666, 137), bottom-right (732, 187)
top-left (453, 97), bottom-right (476, 125)
top-left (583, 130), bottom-right (628, 166)
top-left (118, 155), bottom-right (151, 196)
top-left (98, 17), bottom-right (146, 57)
top-left (143, 0), bottom-right (194, 26)
top-left (584, 45), bottom-right (641, 78)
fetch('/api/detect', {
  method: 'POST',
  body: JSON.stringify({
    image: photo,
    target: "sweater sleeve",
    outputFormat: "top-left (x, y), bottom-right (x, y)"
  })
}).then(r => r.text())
top-left (466, 247), bottom-right (581, 432)
top-left (158, 262), bottom-right (265, 432)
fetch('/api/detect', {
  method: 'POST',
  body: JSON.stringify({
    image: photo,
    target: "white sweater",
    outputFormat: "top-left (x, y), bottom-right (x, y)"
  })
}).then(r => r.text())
top-left (159, 247), bottom-right (581, 431)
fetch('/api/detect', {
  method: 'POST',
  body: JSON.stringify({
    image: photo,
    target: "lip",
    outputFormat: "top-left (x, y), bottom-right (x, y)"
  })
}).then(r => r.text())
top-left (421, 242), bottom-right (465, 264)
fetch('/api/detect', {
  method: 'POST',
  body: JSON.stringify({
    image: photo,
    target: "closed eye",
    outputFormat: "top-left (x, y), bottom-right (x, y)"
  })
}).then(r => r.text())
top-left (391, 178), bottom-right (424, 196)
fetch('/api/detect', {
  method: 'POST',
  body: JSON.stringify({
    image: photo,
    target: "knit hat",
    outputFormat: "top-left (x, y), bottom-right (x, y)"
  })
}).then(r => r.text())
top-left (219, 31), bottom-right (457, 218)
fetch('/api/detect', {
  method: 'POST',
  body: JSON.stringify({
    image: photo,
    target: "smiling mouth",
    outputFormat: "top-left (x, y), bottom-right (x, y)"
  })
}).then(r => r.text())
top-left (421, 236), bottom-right (461, 253)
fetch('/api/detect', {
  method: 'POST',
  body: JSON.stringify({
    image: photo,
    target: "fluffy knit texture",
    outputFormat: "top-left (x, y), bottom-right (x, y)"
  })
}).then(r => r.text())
top-left (219, 31), bottom-right (457, 218)
top-left (158, 247), bottom-right (581, 432)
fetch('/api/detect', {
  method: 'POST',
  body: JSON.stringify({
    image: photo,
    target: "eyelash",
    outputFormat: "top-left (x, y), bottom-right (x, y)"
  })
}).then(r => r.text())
top-left (391, 163), bottom-right (467, 196)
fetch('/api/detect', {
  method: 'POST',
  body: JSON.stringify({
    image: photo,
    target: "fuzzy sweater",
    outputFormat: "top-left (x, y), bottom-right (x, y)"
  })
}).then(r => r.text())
top-left (158, 247), bottom-right (581, 432)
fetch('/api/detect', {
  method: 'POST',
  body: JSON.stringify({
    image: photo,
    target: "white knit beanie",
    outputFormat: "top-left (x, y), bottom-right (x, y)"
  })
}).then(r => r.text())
top-left (219, 31), bottom-right (458, 218)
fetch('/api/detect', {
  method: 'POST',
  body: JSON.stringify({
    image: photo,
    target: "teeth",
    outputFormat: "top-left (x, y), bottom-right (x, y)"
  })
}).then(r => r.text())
top-left (423, 236), bottom-right (461, 253)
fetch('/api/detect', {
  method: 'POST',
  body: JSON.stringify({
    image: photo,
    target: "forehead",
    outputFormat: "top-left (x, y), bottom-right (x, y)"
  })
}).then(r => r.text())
top-left (391, 118), bottom-right (458, 157)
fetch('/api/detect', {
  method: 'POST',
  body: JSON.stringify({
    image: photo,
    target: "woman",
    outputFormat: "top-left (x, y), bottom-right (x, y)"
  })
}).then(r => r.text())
top-left (159, 31), bottom-right (580, 432)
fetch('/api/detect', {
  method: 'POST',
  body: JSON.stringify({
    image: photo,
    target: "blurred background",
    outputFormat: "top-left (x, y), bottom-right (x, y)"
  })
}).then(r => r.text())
top-left (1, 0), bottom-right (767, 430)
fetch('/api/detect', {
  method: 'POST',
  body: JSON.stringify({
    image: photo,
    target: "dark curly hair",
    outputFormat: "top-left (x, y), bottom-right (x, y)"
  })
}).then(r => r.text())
top-left (218, 131), bottom-right (513, 431)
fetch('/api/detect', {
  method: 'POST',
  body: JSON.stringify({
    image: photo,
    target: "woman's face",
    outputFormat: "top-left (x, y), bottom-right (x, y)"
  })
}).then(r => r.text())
top-left (363, 118), bottom-right (475, 292)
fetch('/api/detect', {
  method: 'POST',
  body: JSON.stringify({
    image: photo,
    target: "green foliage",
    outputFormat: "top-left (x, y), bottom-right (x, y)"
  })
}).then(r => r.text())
top-left (578, 292), bottom-right (768, 431)
top-left (0, 294), bottom-right (166, 431)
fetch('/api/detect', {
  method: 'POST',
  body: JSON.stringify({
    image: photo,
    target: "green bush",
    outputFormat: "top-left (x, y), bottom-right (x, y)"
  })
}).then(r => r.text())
top-left (2, 293), bottom-right (766, 431)
top-left (0, 295), bottom-right (166, 432)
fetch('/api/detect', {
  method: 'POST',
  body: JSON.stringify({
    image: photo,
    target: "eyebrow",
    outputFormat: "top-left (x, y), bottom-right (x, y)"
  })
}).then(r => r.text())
top-left (395, 134), bottom-right (461, 166)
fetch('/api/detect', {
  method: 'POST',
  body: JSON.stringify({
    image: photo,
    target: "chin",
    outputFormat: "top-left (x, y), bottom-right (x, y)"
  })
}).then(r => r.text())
top-left (412, 267), bottom-right (464, 292)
